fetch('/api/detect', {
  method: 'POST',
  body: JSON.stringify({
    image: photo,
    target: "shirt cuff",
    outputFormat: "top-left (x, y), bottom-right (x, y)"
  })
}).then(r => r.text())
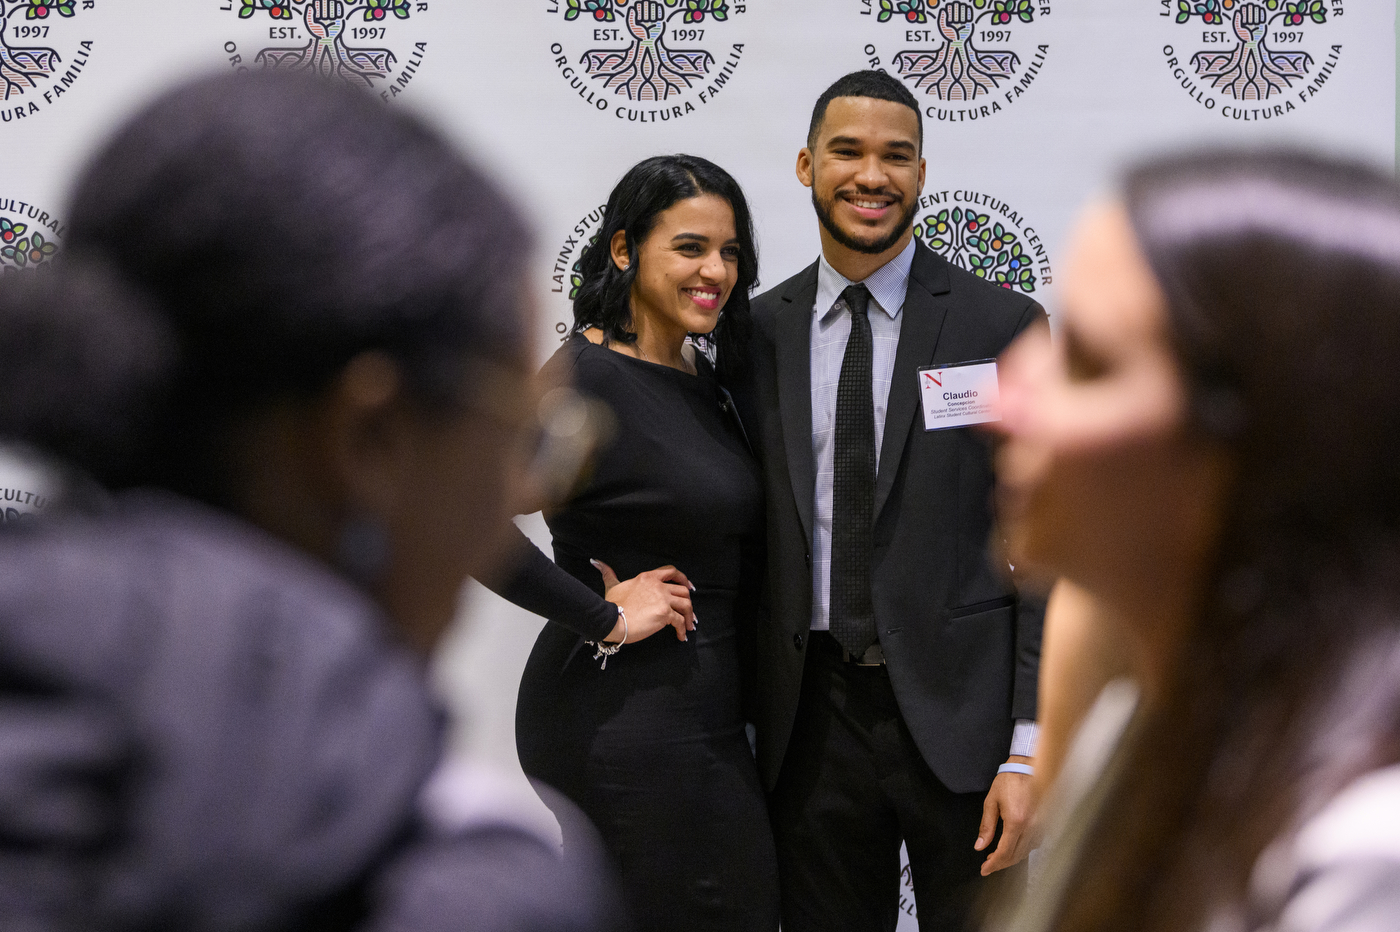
top-left (1009, 719), bottom-right (1038, 758)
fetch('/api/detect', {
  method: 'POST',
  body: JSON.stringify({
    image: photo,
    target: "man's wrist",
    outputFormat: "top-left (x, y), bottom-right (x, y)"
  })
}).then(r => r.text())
top-left (998, 757), bottom-right (1034, 776)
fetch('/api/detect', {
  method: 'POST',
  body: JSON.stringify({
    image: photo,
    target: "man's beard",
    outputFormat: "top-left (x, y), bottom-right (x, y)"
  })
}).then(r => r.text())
top-left (812, 185), bottom-right (918, 256)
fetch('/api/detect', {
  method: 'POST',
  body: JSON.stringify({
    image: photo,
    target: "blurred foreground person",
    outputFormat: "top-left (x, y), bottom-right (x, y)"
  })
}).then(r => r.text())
top-left (0, 70), bottom-right (617, 931)
top-left (1023, 580), bottom-right (1131, 805)
top-left (992, 150), bottom-right (1400, 932)
top-left (0, 268), bottom-right (168, 522)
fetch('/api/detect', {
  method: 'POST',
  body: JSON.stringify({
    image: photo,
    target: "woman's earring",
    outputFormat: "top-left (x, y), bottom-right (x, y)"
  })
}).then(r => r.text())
top-left (336, 511), bottom-right (391, 585)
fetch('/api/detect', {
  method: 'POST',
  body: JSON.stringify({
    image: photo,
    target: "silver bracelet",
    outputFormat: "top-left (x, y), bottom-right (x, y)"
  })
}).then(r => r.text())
top-left (588, 606), bottom-right (627, 670)
top-left (998, 762), bottom-right (1034, 776)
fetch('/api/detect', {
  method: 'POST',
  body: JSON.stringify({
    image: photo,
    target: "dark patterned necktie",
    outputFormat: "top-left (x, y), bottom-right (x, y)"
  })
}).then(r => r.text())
top-left (830, 283), bottom-right (877, 657)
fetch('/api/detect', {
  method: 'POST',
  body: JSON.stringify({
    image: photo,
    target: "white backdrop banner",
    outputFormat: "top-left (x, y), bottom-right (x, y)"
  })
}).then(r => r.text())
top-left (0, 1), bottom-right (1393, 926)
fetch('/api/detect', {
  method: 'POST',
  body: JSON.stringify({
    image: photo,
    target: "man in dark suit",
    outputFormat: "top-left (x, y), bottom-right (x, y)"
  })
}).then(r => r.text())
top-left (733, 71), bottom-right (1047, 931)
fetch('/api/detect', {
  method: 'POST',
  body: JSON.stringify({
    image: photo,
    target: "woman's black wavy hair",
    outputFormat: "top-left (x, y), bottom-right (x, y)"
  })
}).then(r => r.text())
top-left (571, 154), bottom-right (757, 371)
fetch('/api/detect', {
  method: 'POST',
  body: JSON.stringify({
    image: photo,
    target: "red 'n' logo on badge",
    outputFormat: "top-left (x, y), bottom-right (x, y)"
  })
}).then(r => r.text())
top-left (925, 371), bottom-right (942, 388)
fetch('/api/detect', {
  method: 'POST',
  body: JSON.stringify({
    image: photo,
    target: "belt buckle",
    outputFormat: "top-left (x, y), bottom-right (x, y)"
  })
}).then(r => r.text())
top-left (844, 643), bottom-right (885, 666)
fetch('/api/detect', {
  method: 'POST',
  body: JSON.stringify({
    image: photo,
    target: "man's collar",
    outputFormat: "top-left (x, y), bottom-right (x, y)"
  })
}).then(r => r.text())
top-left (815, 236), bottom-right (917, 322)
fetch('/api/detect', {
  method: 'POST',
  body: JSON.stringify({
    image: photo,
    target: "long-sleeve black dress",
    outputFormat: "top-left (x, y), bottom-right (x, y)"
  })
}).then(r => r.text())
top-left (500, 335), bottom-right (779, 932)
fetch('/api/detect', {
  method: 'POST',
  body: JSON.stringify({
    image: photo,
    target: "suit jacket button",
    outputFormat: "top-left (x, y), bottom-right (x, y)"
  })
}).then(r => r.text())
top-left (804, 552), bottom-right (811, 568)
top-left (793, 633), bottom-right (804, 650)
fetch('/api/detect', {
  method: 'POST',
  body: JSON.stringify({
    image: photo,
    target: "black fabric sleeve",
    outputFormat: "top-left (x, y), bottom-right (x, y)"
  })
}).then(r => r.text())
top-left (1012, 592), bottom-right (1045, 721)
top-left (1010, 297), bottom-right (1049, 722)
top-left (484, 523), bottom-right (618, 643)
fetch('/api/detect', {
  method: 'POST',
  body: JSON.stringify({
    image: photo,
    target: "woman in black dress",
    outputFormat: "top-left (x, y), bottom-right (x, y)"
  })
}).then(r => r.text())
top-left (496, 155), bottom-right (779, 931)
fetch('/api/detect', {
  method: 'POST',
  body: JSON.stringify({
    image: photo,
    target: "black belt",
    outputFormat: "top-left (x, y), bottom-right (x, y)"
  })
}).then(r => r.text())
top-left (812, 630), bottom-right (886, 666)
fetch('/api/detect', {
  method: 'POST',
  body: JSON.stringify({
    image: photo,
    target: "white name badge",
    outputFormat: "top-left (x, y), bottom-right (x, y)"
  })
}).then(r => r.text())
top-left (918, 359), bottom-right (1002, 431)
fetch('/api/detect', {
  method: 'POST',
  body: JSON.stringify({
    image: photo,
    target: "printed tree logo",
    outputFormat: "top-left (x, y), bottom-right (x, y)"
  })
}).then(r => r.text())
top-left (881, 0), bottom-right (1035, 100)
top-left (235, 0), bottom-right (409, 89)
top-left (914, 207), bottom-right (1036, 293)
top-left (0, 216), bottom-right (57, 274)
top-left (570, 0), bottom-right (729, 101)
top-left (1176, 0), bottom-right (1327, 99)
top-left (0, 0), bottom-right (74, 101)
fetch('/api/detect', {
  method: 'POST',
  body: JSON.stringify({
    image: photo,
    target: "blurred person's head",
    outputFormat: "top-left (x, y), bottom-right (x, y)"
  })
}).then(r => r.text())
top-left (571, 154), bottom-right (757, 369)
top-left (996, 150), bottom-right (1400, 931)
top-left (0, 266), bottom-right (171, 498)
top-left (60, 69), bottom-right (534, 651)
top-left (995, 198), bottom-right (1232, 650)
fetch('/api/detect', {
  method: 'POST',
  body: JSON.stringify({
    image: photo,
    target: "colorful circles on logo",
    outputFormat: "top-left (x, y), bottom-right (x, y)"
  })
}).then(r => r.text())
top-left (914, 189), bottom-right (1050, 293)
top-left (0, 197), bottom-right (61, 274)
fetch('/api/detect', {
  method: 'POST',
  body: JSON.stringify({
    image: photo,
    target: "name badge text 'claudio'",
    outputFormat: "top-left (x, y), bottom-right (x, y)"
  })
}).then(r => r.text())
top-left (918, 359), bottom-right (1000, 431)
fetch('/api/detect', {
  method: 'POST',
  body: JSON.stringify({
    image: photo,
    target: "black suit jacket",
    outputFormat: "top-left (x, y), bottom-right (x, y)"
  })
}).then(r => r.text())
top-left (731, 241), bottom-right (1047, 795)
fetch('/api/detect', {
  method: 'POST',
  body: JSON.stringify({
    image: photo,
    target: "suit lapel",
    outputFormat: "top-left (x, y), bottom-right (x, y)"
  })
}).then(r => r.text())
top-left (875, 243), bottom-right (952, 519)
top-left (774, 263), bottom-right (819, 545)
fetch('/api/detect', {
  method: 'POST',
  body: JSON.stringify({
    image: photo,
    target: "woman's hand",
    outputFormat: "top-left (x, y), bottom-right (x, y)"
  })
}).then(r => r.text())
top-left (591, 559), bottom-right (696, 643)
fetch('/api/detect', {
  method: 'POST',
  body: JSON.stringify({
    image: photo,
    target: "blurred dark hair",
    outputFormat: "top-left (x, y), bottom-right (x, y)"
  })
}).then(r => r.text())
top-left (571, 154), bottom-right (756, 373)
top-left (1051, 150), bottom-right (1400, 932)
top-left (63, 69), bottom-right (530, 502)
top-left (807, 70), bottom-right (923, 151)
top-left (0, 265), bottom-right (172, 487)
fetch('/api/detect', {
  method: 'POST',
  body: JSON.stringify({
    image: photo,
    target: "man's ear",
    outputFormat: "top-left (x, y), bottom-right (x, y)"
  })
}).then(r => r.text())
top-left (797, 148), bottom-right (814, 189)
top-left (609, 229), bottom-right (630, 271)
top-left (918, 156), bottom-right (927, 196)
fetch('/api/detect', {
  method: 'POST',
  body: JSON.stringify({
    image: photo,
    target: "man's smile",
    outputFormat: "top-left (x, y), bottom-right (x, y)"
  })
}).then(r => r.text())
top-left (841, 192), bottom-right (898, 220)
